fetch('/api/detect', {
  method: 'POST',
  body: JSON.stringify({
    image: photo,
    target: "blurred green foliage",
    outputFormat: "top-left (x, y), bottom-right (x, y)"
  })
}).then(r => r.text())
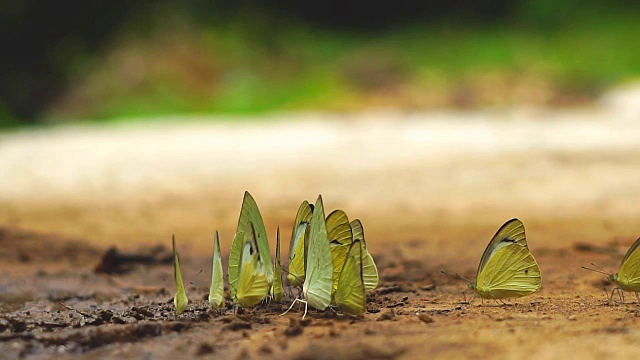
top-left (1, 0), bottom-right (640, 127)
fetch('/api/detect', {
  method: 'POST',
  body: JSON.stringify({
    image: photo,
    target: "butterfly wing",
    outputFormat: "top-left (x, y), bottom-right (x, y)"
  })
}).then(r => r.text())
top-left (616, 237), bottom-right (640, 291)
top-left (287, 200), bottom-right (313, 287)
top-left (475, 242), bottom-right (541, 299)
top-left (303, 195), bottom-right (333, 311)
top-left (335, 240), bottom-right (366, 315)
top-left (208, 231), bottom-right (225, 309)
top-left (172, 236), bottom-right (189, 314)
top-left (620, 237), bottom-right (640, 267)
top-left (362, 252), bottom-right (379, 293)
top-left (270, 228), bottom-right (284, 302)
top-left (236, 221), bottom-right (270, 306)
top-left (477, 218), bottom-right (527, 276)
top-left (350, 219), bottom-right (378, 292)
top-left (228, 191), bottom-right (273, 299)
top-left (327, 210), bottom-right (354, 295)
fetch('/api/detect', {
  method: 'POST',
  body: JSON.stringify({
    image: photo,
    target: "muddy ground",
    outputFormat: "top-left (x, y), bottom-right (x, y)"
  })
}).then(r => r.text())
top-left (2, 107), bottom-right (640, 359)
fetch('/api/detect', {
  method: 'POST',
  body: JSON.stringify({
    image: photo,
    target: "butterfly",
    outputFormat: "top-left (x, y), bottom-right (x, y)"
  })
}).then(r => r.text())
top-left (326, 209), bottom-right (354, 296)
top-left (208, 230), bottom-right (225, 309)
top-left (350, 219), bottom-right (379, 293)
top-left (583, 237), bottom-right (640, 302)
top-left (334, 239), bottom-right (366, 315)
top-left (609, 238), bottom-right (640, 295)
top-left (270, 227), bottom-right (284, 302)
top-left (228, 191), bottom-right (273, 302)
top-left (468, 219), bottom-right (541, 300)
top-left (235, 220), bottom-right (270, 306)
top-left (172, 235), bottom-right (188, 314)
top-left (282, 195), bottom-right (333, 318)
top-left (287, 200), bottom-right (314, 288)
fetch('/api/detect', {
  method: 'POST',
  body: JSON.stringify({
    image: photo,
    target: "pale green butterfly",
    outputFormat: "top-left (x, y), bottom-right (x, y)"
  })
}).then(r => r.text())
top-left (334, 239), bottom-right (366, 316)
top-left (208, 230), bottom-right (225, 309)
top-left (172, 235), bottom-right (188, 314)
top-left (282, 195), bottom-right (332, 318)
top-left (228, 191), bottom-right (273, 301)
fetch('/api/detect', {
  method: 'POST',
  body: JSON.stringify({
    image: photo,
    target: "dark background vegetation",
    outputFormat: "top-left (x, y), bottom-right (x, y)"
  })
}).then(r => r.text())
top-left (1, 0), bottom-right (639, 127)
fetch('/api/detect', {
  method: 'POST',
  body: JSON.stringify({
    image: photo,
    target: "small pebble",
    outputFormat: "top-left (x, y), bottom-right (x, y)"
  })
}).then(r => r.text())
top-left (417, 314), bottom-right (434, 323)
top-left (196, 343), bottom-right (214, 356)
top-left (376, 309), bottom-right (396, 321)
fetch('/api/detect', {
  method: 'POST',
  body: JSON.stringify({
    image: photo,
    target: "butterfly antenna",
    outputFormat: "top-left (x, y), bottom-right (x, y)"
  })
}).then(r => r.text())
top-left (441, 270), bottom-right (472, 284)
top-left (285, 253), bottom-right (297, 267)
top-left (590, 262), bottom-right (609, 272)
top-left (189, 269), bottom-right (204, 285)
top-left (281, 266), bottom-right (304, 284)
top-left (455, 273), bottom-right (473, 284)
top-left (580, 266), bottom-right (610, 276)
top-left (280, 264), bottom-right (291, 275)
top-left (279, 257), bottom-right (293, 275)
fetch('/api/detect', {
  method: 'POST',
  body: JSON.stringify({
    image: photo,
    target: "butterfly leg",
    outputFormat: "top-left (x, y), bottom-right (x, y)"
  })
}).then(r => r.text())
top-left (280, 297), bottom-right (305, 316)
top-left (302, 302), bottom-right (309, 320)
top-left (608, 287), bottom-right (616, 304)
top-left (468, 293), bottom-right (478, 305)
top-left (609, 288), bottom-right (616, 304)
top-left (461, 290), bottom-right (475, 305)
top-left (602, 285), bottom-right (610, 304)
top-left (609, 287), bottom-right (623, 305)
top-left (280, 297), bottom-right (299, 316)
top-left (327, 304), bottom-right (338, 315)
top-left (461, 290), bottom-right (467, 304)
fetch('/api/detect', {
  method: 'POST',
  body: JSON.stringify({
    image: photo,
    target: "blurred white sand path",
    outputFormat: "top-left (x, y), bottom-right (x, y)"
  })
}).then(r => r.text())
top-left (1, 105), bottom-right (640, 252)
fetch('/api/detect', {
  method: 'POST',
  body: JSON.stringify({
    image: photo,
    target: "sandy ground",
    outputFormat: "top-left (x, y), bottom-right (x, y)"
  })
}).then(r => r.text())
top-left (2, 102), bottom-right (640, 359)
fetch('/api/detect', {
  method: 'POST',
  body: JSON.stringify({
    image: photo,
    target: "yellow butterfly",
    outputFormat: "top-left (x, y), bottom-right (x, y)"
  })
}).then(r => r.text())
top-left (282, 195), bottom-right (333, 318)
top-left (270, 227), bottom-right (284, 302)
top-left (334, 239), bottom-right (366, 316)
top-left (609, 238), bottom-right (640, 294)
top-left (287, 200), bottom-right (313, 288)
top-left (583, 237), bottom-right (640, 302)
top-left (469, 219), bottom-right (541, 300)
top-left (326, 210), bottom-right (354, 296)
top-left (350, 219), bottom-right (379, 292)
top-left (235, 220), bottom-right (270, 306)
top-left (208, 231), bottom-right (225, 309)
top-left (172, 235), bottom-right (188, 314)
top-left (228, 191), bottom-right (273, 301)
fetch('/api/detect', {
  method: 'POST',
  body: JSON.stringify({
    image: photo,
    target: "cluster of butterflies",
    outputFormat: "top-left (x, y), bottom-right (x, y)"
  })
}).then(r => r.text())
top-left (172, 193), bottom-right (640, 317)
top-left (172, 192), bottom-right (379, 318)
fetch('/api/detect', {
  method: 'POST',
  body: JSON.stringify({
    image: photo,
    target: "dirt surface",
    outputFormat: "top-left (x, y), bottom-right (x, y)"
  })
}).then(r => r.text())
top-left (2, 106), bottom-right (640, 359)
